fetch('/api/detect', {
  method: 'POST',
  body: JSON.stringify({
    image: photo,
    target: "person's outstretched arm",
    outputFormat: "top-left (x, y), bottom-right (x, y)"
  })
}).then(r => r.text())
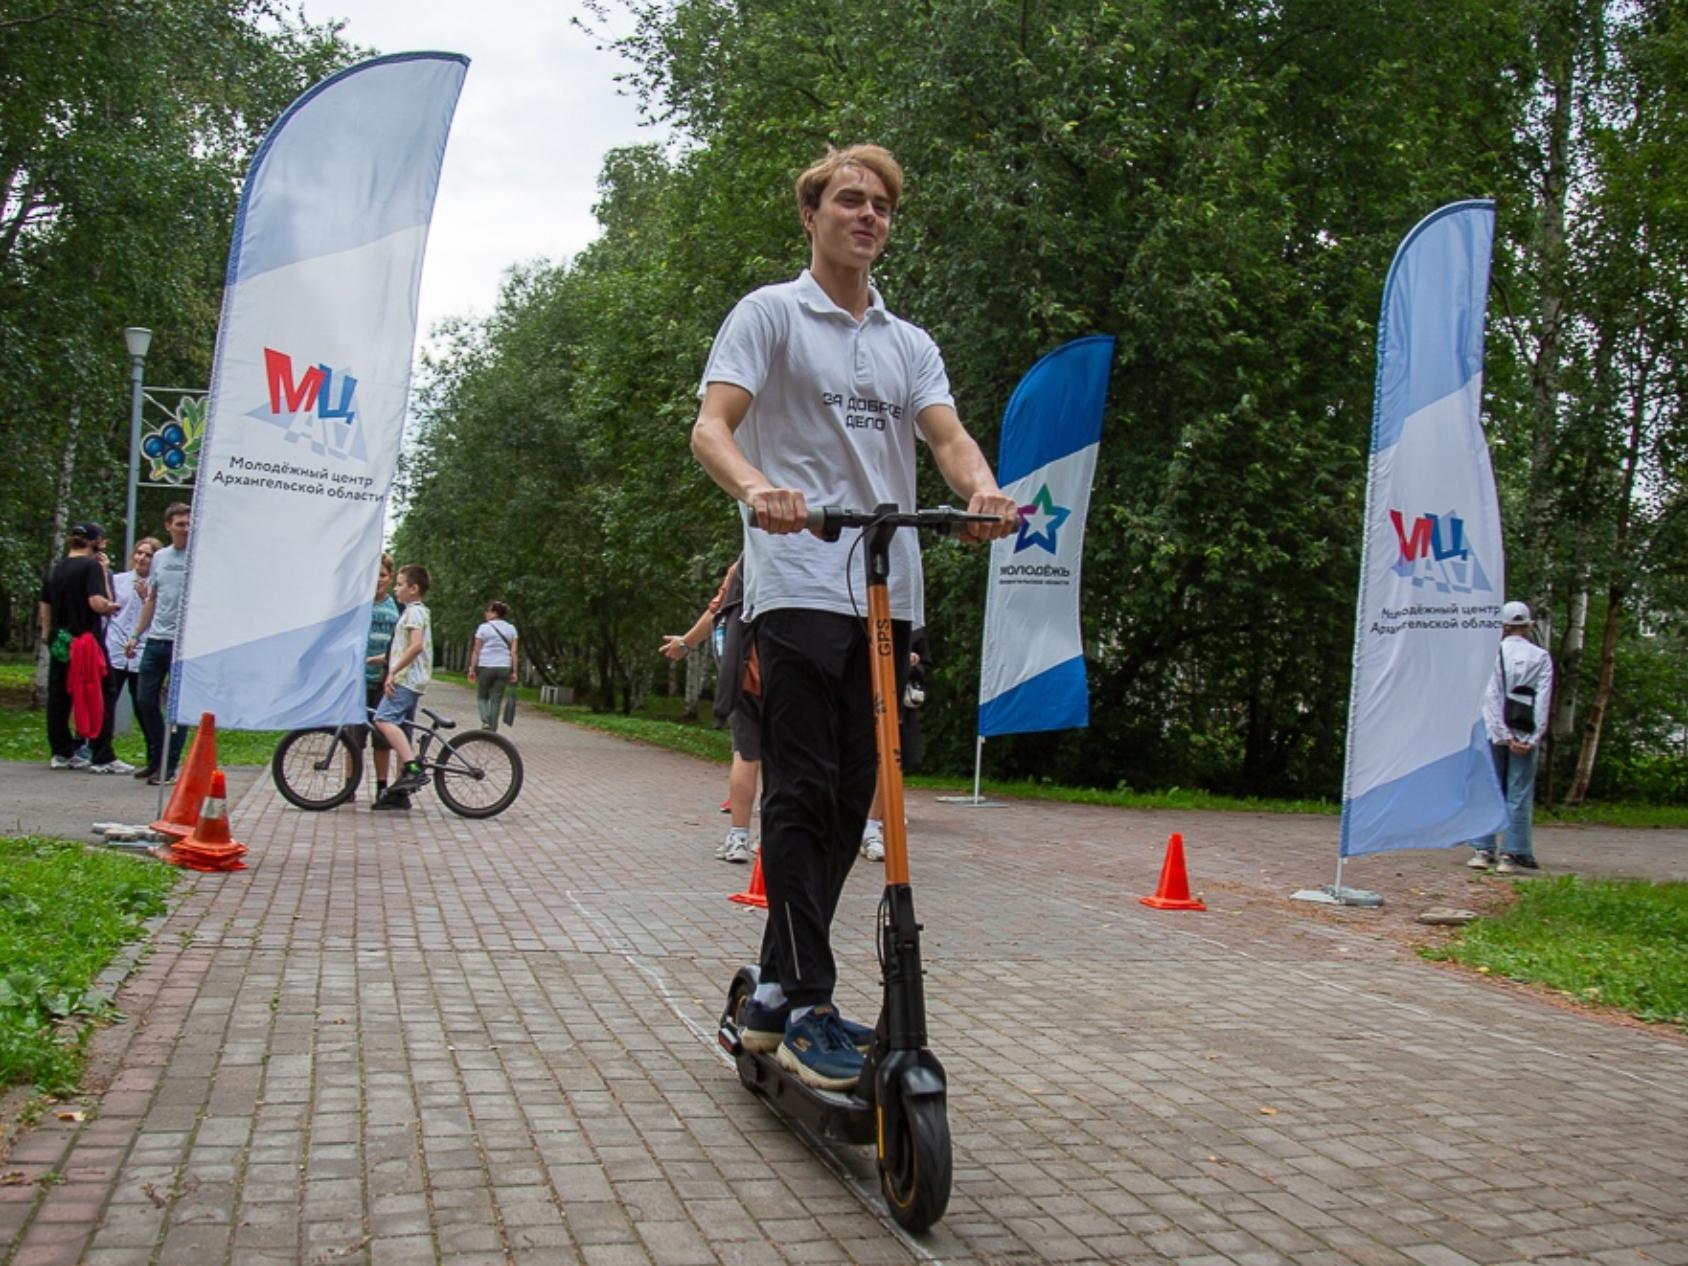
top-left (917, 403), bottom-right (1018, 541)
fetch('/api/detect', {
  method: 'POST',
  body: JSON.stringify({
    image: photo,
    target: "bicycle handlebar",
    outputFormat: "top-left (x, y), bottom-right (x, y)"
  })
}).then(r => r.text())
top-left (746, 504), bottom-right (1007, 539)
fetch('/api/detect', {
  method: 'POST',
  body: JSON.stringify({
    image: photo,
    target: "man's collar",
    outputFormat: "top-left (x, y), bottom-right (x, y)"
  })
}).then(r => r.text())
top-left (796, 268), bottom-right (887, 322)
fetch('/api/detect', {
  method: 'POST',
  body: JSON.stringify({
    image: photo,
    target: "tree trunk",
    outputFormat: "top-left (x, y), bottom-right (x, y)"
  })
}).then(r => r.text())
top-left (1564, 348), bottom-right (1648, 805)
top-left (682, 642), bottom-right (709, 721)
top-left (1564, 584), bottom-right (1623, 805)
top-left (1524, 28), bottom-right (1573, 553)
top-left (1551, 584), bottom-right (1587, 740)
top-left (33, 405), bottom-right (81, 709)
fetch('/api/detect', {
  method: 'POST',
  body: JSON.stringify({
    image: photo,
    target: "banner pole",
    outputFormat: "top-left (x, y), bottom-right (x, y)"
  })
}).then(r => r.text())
top-left (972, 735), bottom-right (983, 804)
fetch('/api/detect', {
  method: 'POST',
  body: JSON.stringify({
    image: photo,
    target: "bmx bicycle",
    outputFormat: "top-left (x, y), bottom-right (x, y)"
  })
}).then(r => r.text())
top-left (270, 705), bottom-right (523, 819)
top-left (717, 502), bottom-right (1004, 1233)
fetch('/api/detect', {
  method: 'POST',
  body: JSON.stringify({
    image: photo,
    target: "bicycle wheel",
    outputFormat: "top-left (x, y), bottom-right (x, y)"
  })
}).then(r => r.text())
top-left (271, 728), bottom-right (362, 810)
top-left (433, 730), bottom-right (522, 818)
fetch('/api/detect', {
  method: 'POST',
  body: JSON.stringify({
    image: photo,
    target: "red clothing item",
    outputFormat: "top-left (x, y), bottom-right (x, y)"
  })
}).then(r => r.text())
top-left (68, 632), bottom-right (107, 738)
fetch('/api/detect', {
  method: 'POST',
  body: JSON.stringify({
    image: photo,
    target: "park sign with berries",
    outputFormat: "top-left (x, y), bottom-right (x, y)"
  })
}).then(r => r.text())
top-left (140, 394), bottom-right (207, 484)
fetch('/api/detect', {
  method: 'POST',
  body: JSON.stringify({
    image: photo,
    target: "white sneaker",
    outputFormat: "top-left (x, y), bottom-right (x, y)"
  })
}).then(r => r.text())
top-left (88, 759), bottom-right (137, 775)
top-left (50, 754), bottom-right (91, 770)
top-left (1467, 851), bottom-right (1494, 869)
top-left (721, 832), bottom-right (753, 864)
top-left (1494, 857), bottom-right (1518, 875)
top-left (860, 825), bottom-right (885, 862)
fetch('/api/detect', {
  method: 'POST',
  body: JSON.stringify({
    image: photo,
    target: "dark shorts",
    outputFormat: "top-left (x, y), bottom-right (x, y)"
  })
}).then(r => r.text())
top-left (353, 681), bottom-right (391, 751)
top-left (730, 694), bottom-right (762, 762)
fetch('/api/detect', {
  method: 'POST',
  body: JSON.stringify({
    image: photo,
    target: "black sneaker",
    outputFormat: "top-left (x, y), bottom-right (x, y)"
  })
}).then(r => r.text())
top-left (372, 790), bottom-right (412, 811)
top-left (1506, 854), bottom-right (1539, 869)
top-left (389, 766), bottom-right (428, 795)
top-left (741, 998), bottom-right (874, 1053)
top-left (133, 766), bottom-right (157, 781)
top-left (775, 1005), bottom-right (866, 1090)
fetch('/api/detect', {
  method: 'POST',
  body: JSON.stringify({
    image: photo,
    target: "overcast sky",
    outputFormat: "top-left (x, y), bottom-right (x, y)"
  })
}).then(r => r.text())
top-left (300, 0), bottom-right (664, 348)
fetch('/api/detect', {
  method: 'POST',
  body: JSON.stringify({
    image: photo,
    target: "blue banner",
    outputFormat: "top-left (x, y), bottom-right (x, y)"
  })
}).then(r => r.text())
top-left (1340, 201), bottom-right (1509, 856)
top-left (978, 335), bottom-right (1114, 737)
top-left (171, 53), bottom-right (468, 729)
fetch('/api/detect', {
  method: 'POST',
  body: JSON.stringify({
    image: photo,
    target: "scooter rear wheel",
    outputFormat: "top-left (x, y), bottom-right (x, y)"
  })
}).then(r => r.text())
top-left (724, 968), bottom-right (761, 1092)
top-left (879, 1094), bottom-right (951, 1232)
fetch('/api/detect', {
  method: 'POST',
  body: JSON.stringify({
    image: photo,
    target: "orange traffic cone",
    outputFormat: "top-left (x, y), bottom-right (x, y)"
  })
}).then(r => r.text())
top-left (151, 712), bottom-right (218, 840)
top-left (729, 847), bottom-right (768, 908)
top-left (1140, 832), bottom-right (1206, 911)
top-left (156, 769), bottom-right (248, 873)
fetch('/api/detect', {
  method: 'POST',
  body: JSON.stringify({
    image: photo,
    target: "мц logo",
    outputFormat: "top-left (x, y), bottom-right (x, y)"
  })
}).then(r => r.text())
top-left (250, 347), bottom-right (366, 462)
top-left (1388, 508), bottom-right (1493, 594)
top-left (1014, 484), bottom-right (1072, 554)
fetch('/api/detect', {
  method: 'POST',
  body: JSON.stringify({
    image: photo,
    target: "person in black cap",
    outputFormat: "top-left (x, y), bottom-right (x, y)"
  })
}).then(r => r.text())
top-left (38, 522), bottom-right (130, 772)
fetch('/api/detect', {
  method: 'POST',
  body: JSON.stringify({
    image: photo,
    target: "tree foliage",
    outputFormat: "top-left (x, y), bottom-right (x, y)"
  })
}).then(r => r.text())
top-left (0, 0), bottom-right (358, 639)
top-left (366, 1), bottom-right (1688, 799)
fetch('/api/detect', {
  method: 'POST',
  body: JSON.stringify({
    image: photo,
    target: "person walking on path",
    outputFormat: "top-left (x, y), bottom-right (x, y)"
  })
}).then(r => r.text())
top-left (102, 536), bottom-right (158, 750)
top-left (1469, 600), bottom-right (1554, 875)
top-left (662, 556), bottom-right (760, 864)
top-left (125, 502), bottom-right (192, 784)
top-left (467, 601), bottom-right (519, 731)
top-left (690, 143), bottom-right (1016, 1090)
top-left (39, 522), bottom-right (128, 772)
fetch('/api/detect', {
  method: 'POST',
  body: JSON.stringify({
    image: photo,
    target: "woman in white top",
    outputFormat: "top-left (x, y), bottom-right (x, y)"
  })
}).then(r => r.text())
top-left (467, 601), bottom-right (519, 731)
top-left (103, 537), bottom-right (159, 743)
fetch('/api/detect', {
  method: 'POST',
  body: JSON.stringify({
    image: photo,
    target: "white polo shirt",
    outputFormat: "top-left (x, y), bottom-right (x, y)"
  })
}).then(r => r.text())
top-left (699, 269), bottom-right (954, 624)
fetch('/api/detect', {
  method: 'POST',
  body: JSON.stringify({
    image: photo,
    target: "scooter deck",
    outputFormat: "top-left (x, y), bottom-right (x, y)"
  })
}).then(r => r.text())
top-left (719, 1020), bottom-right (875, 1145)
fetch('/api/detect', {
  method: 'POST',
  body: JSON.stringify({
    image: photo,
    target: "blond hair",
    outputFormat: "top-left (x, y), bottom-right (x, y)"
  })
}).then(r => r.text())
top-left (794, 144), bottom-right (904, 218)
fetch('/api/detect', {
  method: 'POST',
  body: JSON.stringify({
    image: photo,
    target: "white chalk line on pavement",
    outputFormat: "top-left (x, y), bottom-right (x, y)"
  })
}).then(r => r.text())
top-left (562, 890), bottom-right (947, 1266)
top-left (1065, 889), bottom-right (1686, 1096)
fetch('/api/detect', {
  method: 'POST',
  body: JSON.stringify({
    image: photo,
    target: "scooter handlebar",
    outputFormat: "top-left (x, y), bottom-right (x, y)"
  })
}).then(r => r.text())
top-left (745, 504), bottom-right (1004, 540)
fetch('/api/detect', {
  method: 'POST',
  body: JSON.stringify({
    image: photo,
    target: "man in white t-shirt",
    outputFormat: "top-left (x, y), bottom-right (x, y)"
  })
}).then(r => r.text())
top-left (126, 502), bottom-right (192, 783)
top-left (691, 143), bottom-right (1016, 1091)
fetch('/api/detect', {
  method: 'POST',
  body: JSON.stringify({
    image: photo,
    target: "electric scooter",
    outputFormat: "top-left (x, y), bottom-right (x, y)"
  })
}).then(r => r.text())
top-left (717, 502), bottom-right (1002, 1233)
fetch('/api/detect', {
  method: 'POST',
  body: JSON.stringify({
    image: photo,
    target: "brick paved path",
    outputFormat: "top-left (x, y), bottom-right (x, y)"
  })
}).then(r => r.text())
top-left (3, 680), bottom-right (1685, 1265)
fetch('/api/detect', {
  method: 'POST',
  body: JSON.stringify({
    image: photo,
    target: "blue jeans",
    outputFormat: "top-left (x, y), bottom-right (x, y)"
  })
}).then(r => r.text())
top-left (1477, 742), bottom-right (1537, 860)
top-left (135, 638), bottom-right (187, 775)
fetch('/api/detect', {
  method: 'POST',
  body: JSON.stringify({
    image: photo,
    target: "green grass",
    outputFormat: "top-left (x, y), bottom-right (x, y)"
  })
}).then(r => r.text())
top-left (0, 836), bottom-right (178, 1094)
top-left (502, 686), bottom-right (1688, 822)
top-left (1423, 875), bottom-right (1688, 1030)
top-left (1540, 802), bottom-right (1688, 829)
top-left (0, 655), bottom-right (282, 767)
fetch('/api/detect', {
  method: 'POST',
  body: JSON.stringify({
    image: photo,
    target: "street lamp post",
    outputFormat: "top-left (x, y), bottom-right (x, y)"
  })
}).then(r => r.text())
top-left (123, 327), bottom-right (152, 560)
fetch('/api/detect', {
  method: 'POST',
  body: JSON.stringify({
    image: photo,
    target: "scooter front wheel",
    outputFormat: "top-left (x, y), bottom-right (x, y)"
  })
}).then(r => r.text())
top-left (879, 1093), bottom-right (952, 1232)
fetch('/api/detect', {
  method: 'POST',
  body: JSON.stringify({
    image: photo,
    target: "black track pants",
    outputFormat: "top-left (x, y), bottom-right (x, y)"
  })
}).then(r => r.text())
top-left (754, 608), bottom-right (908, 1009)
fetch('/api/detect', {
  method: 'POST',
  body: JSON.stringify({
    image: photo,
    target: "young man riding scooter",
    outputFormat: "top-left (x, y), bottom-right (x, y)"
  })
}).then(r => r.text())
top-left (690, 143), bottom-right (1016, 1091)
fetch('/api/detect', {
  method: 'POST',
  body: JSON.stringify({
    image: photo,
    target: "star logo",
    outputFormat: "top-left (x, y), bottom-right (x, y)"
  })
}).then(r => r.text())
top-left (1014, 484), bottom-right (1072, 554)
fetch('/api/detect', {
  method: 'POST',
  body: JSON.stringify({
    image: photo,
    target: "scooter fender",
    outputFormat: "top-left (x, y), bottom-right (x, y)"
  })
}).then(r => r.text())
top-left (898, 1064), bottom-right (946, 1102)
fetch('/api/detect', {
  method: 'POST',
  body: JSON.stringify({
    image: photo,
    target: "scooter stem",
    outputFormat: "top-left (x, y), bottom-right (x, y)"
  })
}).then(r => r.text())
top-left (864, 519), bottom-right (910, 887)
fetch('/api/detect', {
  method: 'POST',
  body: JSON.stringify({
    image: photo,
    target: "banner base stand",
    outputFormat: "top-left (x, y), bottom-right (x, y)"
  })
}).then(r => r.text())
top-left (934, 795), bottom-right (1007, 808)
top-left (1291, 884), bottom-right (1384, 908)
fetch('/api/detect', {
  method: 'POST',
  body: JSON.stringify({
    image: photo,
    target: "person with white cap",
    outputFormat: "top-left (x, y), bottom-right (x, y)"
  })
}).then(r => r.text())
top-left (1469, 600), bottom-right (1553, 874)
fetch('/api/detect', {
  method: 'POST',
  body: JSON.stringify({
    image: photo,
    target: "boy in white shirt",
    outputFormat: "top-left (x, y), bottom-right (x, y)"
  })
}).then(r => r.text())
top-left (372, 564), bottom-right (433, 811)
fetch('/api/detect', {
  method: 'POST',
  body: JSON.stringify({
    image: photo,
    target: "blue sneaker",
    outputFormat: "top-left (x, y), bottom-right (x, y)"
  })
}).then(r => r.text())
top-left (741, 998), bottom-right (875, 1054)
top-left (776, 1004), bottom-right (865, 1090)
top-left (740, 997), bottom-right (788, 1053)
